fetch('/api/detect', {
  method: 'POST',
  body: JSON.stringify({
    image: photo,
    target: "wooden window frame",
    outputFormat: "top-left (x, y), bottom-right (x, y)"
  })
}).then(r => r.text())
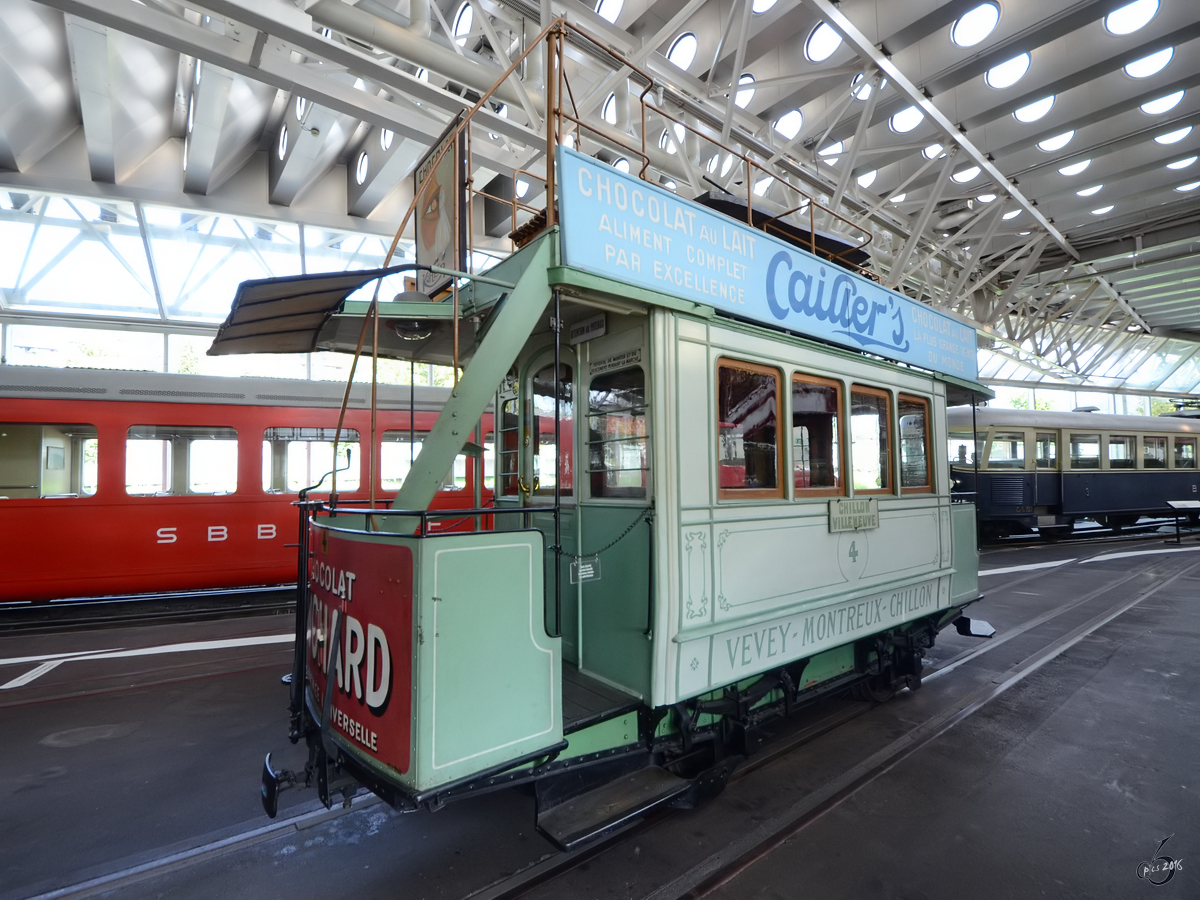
top-left (791, 372), bottom-right (845, 499)
top-left (717, 358), bottom-right (784, 501)
top-left (898, 393), bottom-right (932, 494)
top-left (849, 384), bottom-right (893, 496)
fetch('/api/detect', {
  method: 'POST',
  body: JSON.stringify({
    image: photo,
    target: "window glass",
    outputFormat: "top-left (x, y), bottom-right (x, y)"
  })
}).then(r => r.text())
top-left (948, 431), bottom-right (985, 466)
top-left (497, 398), bottom-right (519, 496)
top-left (130, 425), bottom-right (237, 495)
top-left (1144, 435), bottom-right (1166, 469)
top-left (1108, 435), bottom-right (1136, 469)
top-left (718, 361), bottom-right (780, 495)
top-left (899, 396), bottom-right (930, 490)
top-left (1035, 433), bottom-right (1058, 469)
top-left (1069, 433), bottom-right (1100, 469)
top-left (850, 387), bottom-right (890, 491)
top-left (588, 367), bottom-right (648, 498)
top-left (379, 432), bottom-right (468, 491)
top-left (0, 423), bottom-right (97, 499)
top-left (532, 363), bottom-right (573, 496)
top-left (987, 432), bottom-right (1025, 468)
top-left (261, 427), bottom-right (358, 493)
top-left (1175, 436), bottom-right (1197, 469)
top-left (792, 375), bottom-right (841, 493)
top-left (189, 435), bottom-right (238, 493)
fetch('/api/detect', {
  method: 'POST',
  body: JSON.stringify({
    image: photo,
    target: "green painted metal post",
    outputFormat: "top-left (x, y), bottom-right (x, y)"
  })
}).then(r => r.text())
top-left (388, 234), bottom-right (555, 524)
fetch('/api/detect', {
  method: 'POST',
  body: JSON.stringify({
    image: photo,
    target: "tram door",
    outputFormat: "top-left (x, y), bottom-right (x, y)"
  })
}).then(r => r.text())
top-left (495, 352), bottom-right (580, 663)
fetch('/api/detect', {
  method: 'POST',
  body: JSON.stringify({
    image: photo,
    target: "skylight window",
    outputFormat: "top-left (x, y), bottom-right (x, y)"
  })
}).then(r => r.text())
top-left (977, 193), bottom-right (996, 202)
top-left (295, 96), bottom-right (309, 120)
top-left (819, 140), bottom-right (843, 163)
top-left (277, 126), bottom-right (288, 161)
top-left (952, 166), bottom-right (981, 183)
top-left (603, 93), bottom-right (617, 124)
top-left (754, 176), bottom-right (774, 196)
top-left (516, 177), bottom-right (531, 196)
top-left (851, 74), bottom-right (886, 100)
top-left (1091, 205), bottom-right (1114, 215)
top-left (857, 170), bottom-right (877, 188)
top-left (380, 129), bottom-right (393, 151)
top-left (1059, 159), bottom-right (1091, 176)
top-left (735, 74), bottom-right (755, 108)
top-left (923, 143), bottom-right (944, 159)
top-left (1038, 131), bottom-right (1074, 152)
top-left (667, 33), bottom-right (698, 70)
top-left (1155, 126), bottom-right (1192, 144)
top-left (1176, 181), bottom-right (1200, 192)
top-left (986, 53), bottom-right (1030, 90)
top-left (891, 193), bottom-right (907, 203)
top-left (890, 106), bottom-right (924, 133)
top-left (952, 3), bottom-right (1000, 48)
top-left (1076, 184), bottom-right (1102, 196)
top-left (1003, 209), bottom-right (1022, 219)
top-left (452, 2), bottom-right (473, 45)
top-left (1168, 156), bottom-right (1198, 169)
top-left (806, 22), bottom-right (843, 63)
top-left (721, 154), bottom-right (735, 177)
top-left (1014, 96), bottom-right (1054, 123)
top-left (355, 151), bottom-right (369, 185)
top-left (1141, 91), bottom-right (1184, 114)
top-left (595, 0), bottom-right (623, 24)
top-left (751, 0), bottom-right (777, 12)
top-left (1105, 0), bottom-right (1158, 35)
top-left (774, 110), bottom-right (804, 140)
top-left (1125, 48), bottom-right (1173, 79)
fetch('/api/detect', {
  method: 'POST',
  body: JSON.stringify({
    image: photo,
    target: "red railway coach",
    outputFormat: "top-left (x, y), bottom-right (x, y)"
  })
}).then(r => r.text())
top-left (0, 366), bottom-right (490, 603)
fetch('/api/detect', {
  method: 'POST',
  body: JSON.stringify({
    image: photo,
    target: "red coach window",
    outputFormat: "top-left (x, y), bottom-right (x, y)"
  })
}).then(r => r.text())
top-left (0, 423), bottom-right (97, 498)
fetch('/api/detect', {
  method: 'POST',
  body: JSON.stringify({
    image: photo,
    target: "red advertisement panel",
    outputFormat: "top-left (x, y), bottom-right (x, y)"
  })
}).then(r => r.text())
top-left (305, 525), bottom-right (413, 774)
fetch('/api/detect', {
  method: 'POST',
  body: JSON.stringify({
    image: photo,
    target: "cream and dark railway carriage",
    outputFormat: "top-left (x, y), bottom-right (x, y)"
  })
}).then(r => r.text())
top-left (226, 43), bottom-right (992, 847)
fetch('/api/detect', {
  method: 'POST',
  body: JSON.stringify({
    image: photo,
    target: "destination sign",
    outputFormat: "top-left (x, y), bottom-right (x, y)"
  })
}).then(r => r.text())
top-left (557, 147), bottom-right (978, 381)
top-left (828, 497), bottom-right (879, 532)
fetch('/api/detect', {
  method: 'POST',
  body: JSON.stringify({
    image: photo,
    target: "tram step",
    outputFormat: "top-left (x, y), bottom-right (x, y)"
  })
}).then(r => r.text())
top-left (536, 765), bottom-right (690, 850)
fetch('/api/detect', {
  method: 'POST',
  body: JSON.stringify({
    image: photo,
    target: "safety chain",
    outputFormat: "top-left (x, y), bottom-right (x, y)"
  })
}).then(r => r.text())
top-left (550, 504), bottom-right (654, 561)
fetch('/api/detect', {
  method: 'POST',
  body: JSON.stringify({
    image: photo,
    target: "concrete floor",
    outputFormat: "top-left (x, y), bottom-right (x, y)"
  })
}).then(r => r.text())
top-left (1, 536), bottom-right (1197, 899)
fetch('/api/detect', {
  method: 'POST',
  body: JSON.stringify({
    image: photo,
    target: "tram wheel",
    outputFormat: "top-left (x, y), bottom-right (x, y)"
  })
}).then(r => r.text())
top-left (857, 672), bottom-right (896, 703)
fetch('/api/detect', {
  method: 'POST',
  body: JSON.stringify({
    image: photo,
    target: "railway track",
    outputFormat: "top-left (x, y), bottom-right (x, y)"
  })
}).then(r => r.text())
top-left (24, 544), bottom-right (1200, 900)
top-left (0, 585), bottom-right (294, 633)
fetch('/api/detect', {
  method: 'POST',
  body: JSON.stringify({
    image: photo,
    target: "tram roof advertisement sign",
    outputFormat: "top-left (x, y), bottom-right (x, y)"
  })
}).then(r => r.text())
top-left (306, 526), bottom-right (414, 775)
top-left (557, 146), bottom-right (978, 382)
top-left (414, 112), bottom-right (467, 298)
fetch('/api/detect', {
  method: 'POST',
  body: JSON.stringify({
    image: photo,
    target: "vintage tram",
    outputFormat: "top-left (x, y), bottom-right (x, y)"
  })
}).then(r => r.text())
top-left (245, 131), bottom-right (993, 846)
top-left (948, 405), bottom-right (1200, 537)
top-left (0, 367), bottom-right (486, 603)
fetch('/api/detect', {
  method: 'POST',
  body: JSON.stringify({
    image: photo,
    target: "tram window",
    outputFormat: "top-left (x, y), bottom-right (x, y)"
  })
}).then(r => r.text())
top-left (717, 360), bottom-right (781, 497)
top-left (792, 375), bottom-right (841, 495)
top-left (850, 387), bottom-right (890, 492)
top-left (587, 367), bottom-right (648, 498)
top-left (498, 399), bottom-right (519, 496)
top-left (0, 423), bottom-right (97, 499)
top-left (1174, 437), bottom-right (1197, 469)
top-left (1108, 435), bottom-right (1136, 469)
top-left (1035, 433), bottom-right (1057, 469)
top-left (1069, 434), bottom-right (1100, 469)
top-left (1144, 436), bottom-right (1166, 469)
top-left (129, 426), bottom-right (237, 495)
top-left (987, 432), bottom-right (1024, 469)
top-left (379, 432), bottom-right (468, 491)
top-left (899, 396), bottom-right (930, 491)
top-left (261, 427), bottom-right (358, 493)
top-left (532, 363), bottom-right (573, 496)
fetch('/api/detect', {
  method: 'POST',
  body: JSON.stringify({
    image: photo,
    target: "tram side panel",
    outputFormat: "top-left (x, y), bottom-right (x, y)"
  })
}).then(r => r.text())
top-left (661, 313), bottom-right (958, 707)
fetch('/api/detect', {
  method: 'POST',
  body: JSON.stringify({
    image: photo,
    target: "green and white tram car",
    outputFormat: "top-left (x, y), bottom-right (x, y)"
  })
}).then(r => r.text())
top-left (241, 106), bottom-right (992, 851)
